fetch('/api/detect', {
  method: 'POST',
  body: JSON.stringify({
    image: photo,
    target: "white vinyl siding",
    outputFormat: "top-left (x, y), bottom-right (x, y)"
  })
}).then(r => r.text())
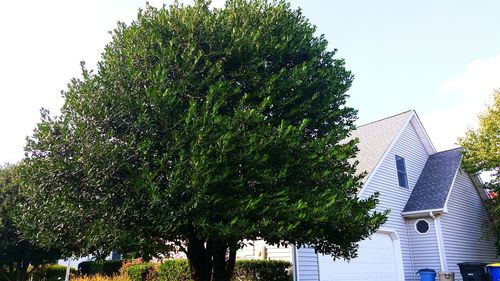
top-left (237, 239), bottom-right (291, 261)
top-left (359, 121), bottom-right (430, 281)
top-left (296, 247), bottom-right (320, 280)
top-left (440, 170), bottom-right (497, 281)
top-left (406, 217), bottom-right (441, 274)
top-left (266, 245), bottom-right (292, 261)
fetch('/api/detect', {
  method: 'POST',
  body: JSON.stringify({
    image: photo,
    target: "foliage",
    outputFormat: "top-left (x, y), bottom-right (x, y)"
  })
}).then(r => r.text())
top-left (0, 166), bottom-right (61, 281)
top-left (19, 0), bottom-right (387, 280)
top-left (120, 259), bottom-right (145, 276)
top-left (459, 90), bottom-right (499, 189)
top-left (125, 263), bottom-right (157, 281)
top-left (232, 260), bottom-right (291, 281)
top-left (32, 265), bottom-right (77, 281)
top-left (78, 261), bottom-right (124, 277)
top-left (71, 274), bottom-right (130, 281)
top-left (157, 260), bottom-right (191, 281)
top-left (126, 259), bottom-right (291, 281)
top-left (459, 90), bottom-right (500, 251)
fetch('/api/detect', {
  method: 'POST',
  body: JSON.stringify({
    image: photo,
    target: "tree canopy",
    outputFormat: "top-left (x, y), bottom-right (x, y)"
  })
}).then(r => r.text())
top-left (18, 1), bottom-right (387, 280)
top-left (459, 90), bottom-right (500, 251)
top-left (0, 165), bottom-right (60, 281)
top-left (459, 90), bottom-right (499, 188)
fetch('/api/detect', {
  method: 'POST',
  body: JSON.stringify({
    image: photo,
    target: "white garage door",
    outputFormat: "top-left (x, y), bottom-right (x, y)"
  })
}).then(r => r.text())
top-left (318, 232), bottom-right (400, 281)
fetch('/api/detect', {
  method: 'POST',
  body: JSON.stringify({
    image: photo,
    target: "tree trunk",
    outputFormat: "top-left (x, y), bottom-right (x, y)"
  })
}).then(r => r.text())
top-left (186, 237), bottom-right (213, 281)
top-left (186, 237), bottom-right (238, 281)
top-left (212, 241), bottom-right (237, 281)
top-left (15, 262), bottom-right (29, 281)
top-left (225, 247), bottom-right (237, 281)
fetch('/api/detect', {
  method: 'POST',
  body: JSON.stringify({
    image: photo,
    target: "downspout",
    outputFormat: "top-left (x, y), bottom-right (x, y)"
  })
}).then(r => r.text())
top-left (291, 244), bottom-right (298, 281)
top-left (430, 211), bottom-right (447, 271)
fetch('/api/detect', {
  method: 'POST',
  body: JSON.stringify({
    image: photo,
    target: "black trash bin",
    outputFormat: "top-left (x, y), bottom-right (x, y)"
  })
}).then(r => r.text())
top-left (457, 262), bottom-right (488, 281)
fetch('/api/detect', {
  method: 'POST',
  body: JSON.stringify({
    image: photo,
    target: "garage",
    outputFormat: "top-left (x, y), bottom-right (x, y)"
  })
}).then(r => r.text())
top-left (318, 232), bottom-right (403, 281)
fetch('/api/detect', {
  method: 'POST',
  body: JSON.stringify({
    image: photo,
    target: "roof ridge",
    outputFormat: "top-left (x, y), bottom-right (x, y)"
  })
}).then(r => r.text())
top-left (432, 147), bottom-right (462, 155)
top-left (357, 110), bottom-right (413, 128)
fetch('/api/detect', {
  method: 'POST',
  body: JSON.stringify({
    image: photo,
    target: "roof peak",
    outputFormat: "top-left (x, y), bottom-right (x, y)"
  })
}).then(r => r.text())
top-left (357, 110), bottom-right (414, 128)
top-left (351, 110), bottom-right (415, 183)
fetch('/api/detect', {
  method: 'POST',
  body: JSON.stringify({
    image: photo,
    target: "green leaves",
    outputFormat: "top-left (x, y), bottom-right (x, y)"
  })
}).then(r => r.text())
top-left (459, 90), bottom-right (500, 178)
top-left (0, 165), bottom-right (61, 280)
top-left (20, 0), bottom-right (384, 268)
top-left (459, 90), bottom-right (500, 253)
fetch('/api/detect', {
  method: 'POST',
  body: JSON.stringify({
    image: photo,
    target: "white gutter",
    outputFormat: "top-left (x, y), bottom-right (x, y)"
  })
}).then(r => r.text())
top-left (430, 211), bottom-right (447, 271)
top-left (401, 208), bottom-right (446, 217)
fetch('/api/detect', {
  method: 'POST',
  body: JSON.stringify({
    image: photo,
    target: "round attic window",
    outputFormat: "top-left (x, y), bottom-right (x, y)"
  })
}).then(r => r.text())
top-left (415, 219), bottom-right (430, 234)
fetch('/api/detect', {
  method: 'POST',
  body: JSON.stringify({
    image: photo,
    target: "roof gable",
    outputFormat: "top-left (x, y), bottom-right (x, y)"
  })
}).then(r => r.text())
top-left (351, 110), bottom-right (413, 179)
top-left (403, 148), bottom-right (463, 213)
top-left (351, 110), bottom-right (435, 182)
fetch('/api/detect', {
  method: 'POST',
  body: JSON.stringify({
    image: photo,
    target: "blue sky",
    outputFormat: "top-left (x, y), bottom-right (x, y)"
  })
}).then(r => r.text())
top-left (0, 0), bottom-right (499, 164)
top-left (291, 0), bottom-right (500, 122)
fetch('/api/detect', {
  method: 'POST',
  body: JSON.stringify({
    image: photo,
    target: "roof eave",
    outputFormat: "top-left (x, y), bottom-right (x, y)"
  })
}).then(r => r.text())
top-left (469, 172), bottom-right (490, 202)
top-left (401, 208), bottom-right (447, 218)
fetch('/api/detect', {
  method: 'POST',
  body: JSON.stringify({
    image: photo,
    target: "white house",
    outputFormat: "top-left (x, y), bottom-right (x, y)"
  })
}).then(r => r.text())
top-left (238, 110), bottom-right (497, 281)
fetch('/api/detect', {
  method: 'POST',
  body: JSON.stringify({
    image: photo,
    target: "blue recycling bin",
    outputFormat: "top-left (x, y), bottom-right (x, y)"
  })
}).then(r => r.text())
top-left (487, 263), bottom-right (500, 281)
top-left (418, 268), bottom-right (437, 281)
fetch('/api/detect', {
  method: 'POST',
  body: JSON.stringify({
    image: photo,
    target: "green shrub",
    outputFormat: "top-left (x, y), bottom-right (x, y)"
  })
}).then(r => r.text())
top-left (158, 260), bottom-right (191, 281)
top-left (234, 260), bottom-right (292, 281)
top-left (127, 259), bottom-right (292, 281)
top-left (32, 264), bottom-right (77, 281)
top-left (101, 261), bottom-right (124, 276)
top-left (126, 263), bottom-right (157, 281)
top-left (148, 259), bottom-right (292, 281)
top-left (78, 260), bottom-right (123, 276)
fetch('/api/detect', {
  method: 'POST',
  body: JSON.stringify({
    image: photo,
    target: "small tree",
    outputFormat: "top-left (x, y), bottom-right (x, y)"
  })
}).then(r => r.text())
top-left (19, 1), bottom-right (387, 281)
top-left (0, 165), bottom-right (60, 281)
top-left (459, 90), bottom-right (500, 251)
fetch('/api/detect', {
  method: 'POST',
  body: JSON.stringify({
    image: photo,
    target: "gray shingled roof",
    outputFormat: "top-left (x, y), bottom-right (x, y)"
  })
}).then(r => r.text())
top-left (350, 110), bottom-right (413, 180)
top-left (403, 148), bottom-right (463, 213)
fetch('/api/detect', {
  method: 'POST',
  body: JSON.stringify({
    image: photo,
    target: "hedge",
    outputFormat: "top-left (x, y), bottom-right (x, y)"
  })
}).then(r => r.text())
top-left (78, 260), bottom-right (123, 276)
top-left (157, 260), bottom-right (191, 281)
top-left (32, 264), bottom-right (77, 281)
top-left (127, 262), bottom-right (158, 281)
top-left (126, 260), bottom-right (291, 281)
top-left (233, 260), bottom-right (291, 281)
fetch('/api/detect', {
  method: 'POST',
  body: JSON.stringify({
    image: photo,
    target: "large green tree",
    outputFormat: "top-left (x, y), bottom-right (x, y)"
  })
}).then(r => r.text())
top-left (19, 1), bottom-right (387, 280)
top-left (0, 165), bottom-right (60, 281)
top-left (459, 90), bottom-right (500, 250)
